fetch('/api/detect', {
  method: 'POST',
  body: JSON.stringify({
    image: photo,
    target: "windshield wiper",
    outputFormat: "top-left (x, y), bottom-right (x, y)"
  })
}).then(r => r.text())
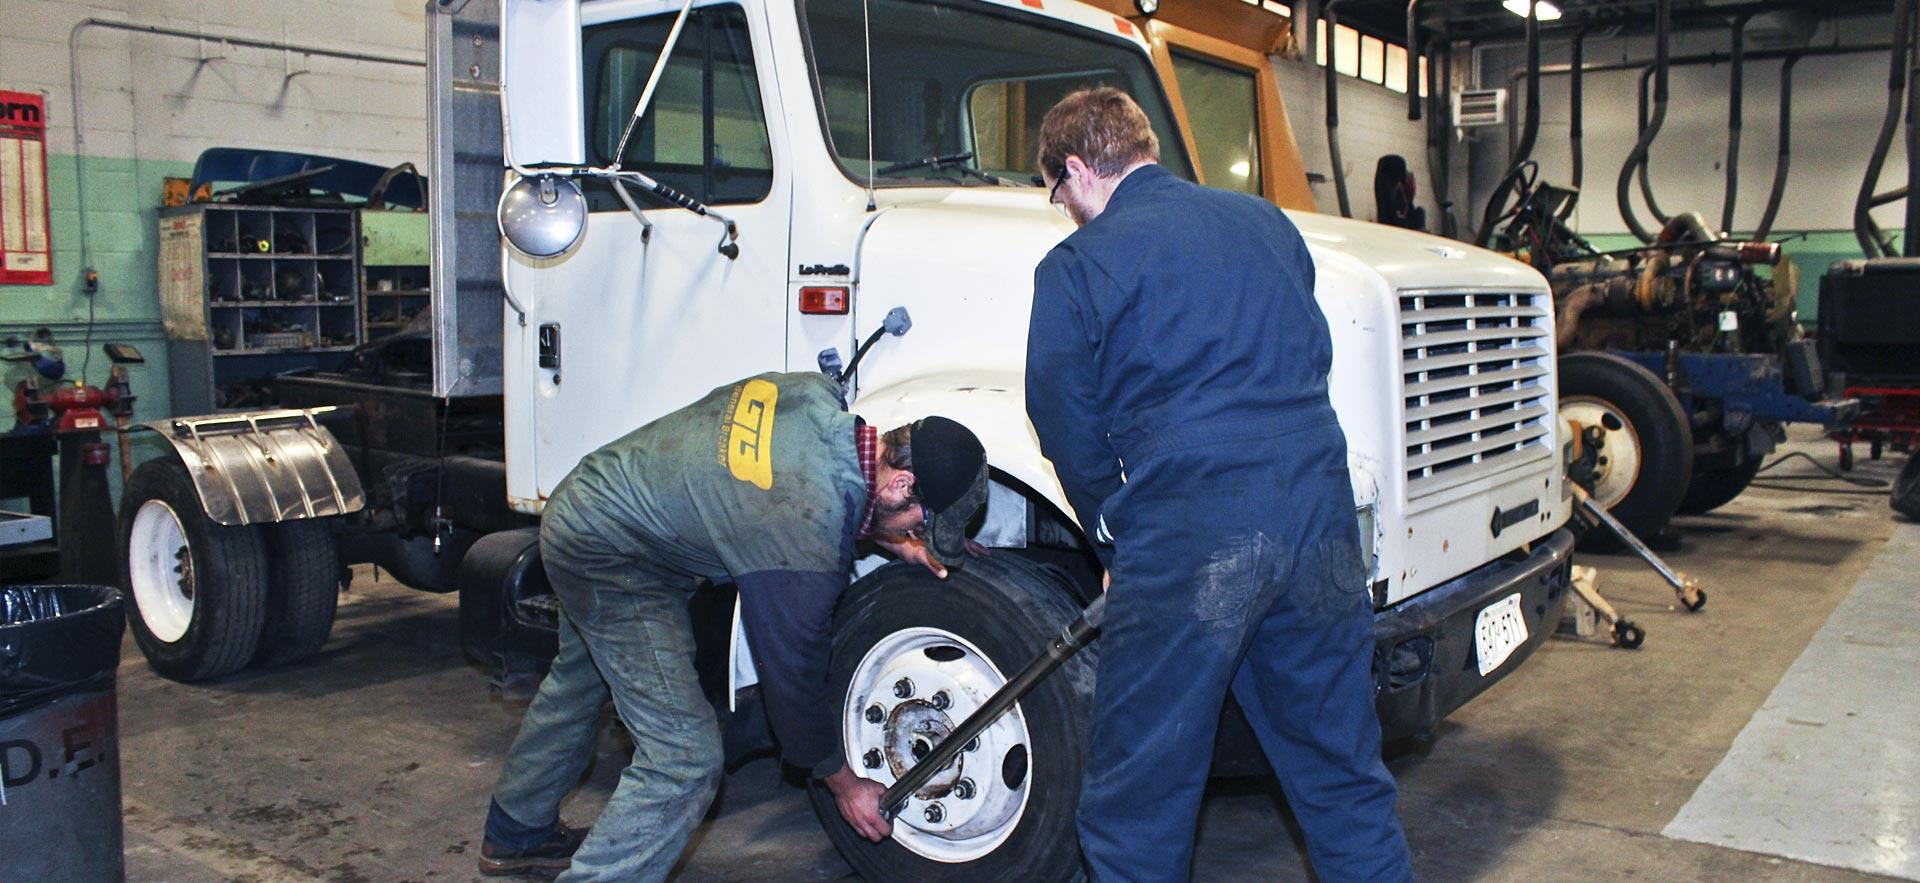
top-left (874, 151), bottom-right (1003, 185)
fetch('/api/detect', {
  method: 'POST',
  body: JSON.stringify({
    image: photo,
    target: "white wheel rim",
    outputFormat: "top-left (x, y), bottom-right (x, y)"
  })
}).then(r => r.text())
top-left (1562, 396), bottom-right (1644, 509)
top-left (842, 627), bottom-right (1034, 863)
top-left (128, 500), bottom-right (195, 642)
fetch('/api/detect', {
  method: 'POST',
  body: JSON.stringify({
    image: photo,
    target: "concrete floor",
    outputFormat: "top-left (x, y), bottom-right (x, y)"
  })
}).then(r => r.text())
top-left (119, 431), bottom-right (1915, 882)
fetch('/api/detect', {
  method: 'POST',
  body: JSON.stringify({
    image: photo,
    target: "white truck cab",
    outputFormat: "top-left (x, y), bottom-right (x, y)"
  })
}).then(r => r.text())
top-left (481, 0), bottom-right (1574, 875)
top-left (114, 0), bottom-right (1573, 878)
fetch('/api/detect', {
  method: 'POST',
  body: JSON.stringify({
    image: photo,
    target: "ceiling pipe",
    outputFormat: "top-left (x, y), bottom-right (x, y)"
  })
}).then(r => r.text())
top-left (1324, 0), bottom-right (1353, 218)
top-left (1854, 0), bottom-right (1913, 257)
top-left (1722, 13), bottom-right (1752, 236)
top-left (1617, 0), bottom-right (1670, 244)
top-left (1753, 54), bottom-right (1799, 240)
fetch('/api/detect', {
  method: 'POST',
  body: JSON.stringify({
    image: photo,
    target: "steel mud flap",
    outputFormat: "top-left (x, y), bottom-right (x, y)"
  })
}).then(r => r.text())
top-left (1371, 528), bottom-right (1574, 740)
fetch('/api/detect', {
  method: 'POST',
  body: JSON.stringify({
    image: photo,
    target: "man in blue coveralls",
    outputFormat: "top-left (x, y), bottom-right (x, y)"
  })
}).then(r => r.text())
top-left (1027, 88), bottom-right (1414, 882)
top-left (476, 371), bottom-right (989, 880)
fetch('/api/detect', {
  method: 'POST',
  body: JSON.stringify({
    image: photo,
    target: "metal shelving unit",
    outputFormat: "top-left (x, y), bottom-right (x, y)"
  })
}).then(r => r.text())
top-left (157, 204), bottom-right (363, 412)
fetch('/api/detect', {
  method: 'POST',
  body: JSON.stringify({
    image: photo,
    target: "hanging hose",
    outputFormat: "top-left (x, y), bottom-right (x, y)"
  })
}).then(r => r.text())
top-left (1722, 13), bottom-right (1752, 237)
top-left (1854, 0), bottom-right (1913, 258)
top-left (1634, 65), bottom-right (1673, 229)
top-left (1906, 4), bottom-right (1920, 256)
top-left (1560, 27), bottom-right (1587, 223)
top-left (1618, 0), bottom-right (1671, 244)
top-left (1755, 54), bottom-right (1798, 240)
top-left (1475, 1), bottom-right (1539, 246)
top-left (1324, 0), bottom-right (1352, 218)
top-left (1406, 0), bottom-right (1424, 121)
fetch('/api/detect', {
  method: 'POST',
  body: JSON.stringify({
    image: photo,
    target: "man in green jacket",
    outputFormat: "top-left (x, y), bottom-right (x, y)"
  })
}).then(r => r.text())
top-left (478, 371), bottom-right (988, 880)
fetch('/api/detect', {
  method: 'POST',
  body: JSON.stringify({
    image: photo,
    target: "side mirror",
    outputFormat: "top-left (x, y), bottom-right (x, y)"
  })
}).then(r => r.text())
top-left (501, 0), bottom-right (586, 167)
top-left (498, 174), bottom-right (588, 258)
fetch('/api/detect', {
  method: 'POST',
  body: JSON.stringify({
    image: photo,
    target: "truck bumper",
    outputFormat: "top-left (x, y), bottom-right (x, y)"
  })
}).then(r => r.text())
top-left (1372, 527), bottom-right (1574, 740)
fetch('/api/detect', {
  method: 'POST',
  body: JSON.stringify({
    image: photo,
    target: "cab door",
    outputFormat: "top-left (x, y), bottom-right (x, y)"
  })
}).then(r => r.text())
top-left (509, 1), bottom-right (790, 497)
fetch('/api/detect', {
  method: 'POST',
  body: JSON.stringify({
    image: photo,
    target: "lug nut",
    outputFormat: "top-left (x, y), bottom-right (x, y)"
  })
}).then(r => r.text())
top-left (892, 678), bottom-right (914, 699)
top-left (862, 749), bottom-right (882, 769)
top-left (930, 691), bottom-right (951, 710)
top-left (924, 803), bottom-right (945, 824)
top-left (964, 737), bottom-right (979, 753)
top-left (864, 704), bottom-right (885, 724)
top-left (954, 778), bottom-right (976, 800)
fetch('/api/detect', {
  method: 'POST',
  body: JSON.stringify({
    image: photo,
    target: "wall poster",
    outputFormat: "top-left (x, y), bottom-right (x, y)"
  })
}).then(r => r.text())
top-left (0, 89), bottom-right (53, 286)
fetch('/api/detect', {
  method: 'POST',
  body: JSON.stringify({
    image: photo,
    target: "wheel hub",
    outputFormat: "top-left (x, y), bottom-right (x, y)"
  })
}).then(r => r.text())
top-left (1561, 397), bottom-right (1643, 509)
top-left (843, 627), bottom-right (1034, 862)
top-left (128, 499), bottom-right (196, 643)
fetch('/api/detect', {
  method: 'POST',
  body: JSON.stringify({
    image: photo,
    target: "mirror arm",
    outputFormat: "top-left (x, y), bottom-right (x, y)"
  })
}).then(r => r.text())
top-left (610, 179), bottom-right (655, 244)
top-left (604, 0), bottom-right (699, 174)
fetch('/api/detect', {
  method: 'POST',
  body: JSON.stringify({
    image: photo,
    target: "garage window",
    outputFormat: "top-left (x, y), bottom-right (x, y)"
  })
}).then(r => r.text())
top-left (582, 5), bottom-right (773, 208)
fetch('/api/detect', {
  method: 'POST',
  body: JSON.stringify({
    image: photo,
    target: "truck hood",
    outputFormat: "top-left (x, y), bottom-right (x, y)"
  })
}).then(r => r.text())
top-left (1286, 210), bottom-right (1550, 294)
top-left (846, 186), bottom-right (1549, 392)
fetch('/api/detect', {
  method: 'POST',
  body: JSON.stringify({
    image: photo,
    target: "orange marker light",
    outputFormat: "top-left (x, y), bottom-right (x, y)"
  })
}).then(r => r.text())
top-left (799, 286), bottom-right (850, 315)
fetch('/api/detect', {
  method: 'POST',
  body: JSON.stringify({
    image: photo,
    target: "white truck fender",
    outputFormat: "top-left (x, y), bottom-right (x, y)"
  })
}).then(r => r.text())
top-left (849, 372), bottom-right (1078, 530)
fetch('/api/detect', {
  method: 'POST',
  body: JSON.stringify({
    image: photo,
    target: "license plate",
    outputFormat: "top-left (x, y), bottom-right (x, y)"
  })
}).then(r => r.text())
top-left (1474, 593), bottom-right (1528, 676)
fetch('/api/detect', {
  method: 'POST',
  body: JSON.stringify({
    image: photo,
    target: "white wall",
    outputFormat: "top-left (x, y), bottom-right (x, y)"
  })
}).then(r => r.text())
top-left (1466, 14), bottom-right (1902, 237)
top-left (1274, 50), bottom-right (1463, 231)
top-left (3, 0), bottom-right (428, 165)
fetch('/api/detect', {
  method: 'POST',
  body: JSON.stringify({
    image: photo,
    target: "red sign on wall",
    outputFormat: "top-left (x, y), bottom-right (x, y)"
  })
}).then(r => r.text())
top-left (0, 89), bottom-right (53, 286)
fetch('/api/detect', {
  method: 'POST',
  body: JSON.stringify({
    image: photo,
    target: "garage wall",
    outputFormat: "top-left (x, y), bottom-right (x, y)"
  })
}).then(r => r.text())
top-left (0, 0), bottom-right (429, 425)
top-left (1464, 13), bottom-right (1901, 317)
top-left (1273, 51), bottom-right (1457, 230)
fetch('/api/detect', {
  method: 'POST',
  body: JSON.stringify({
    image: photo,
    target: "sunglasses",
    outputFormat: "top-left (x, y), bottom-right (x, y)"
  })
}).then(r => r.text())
top-left (1048, 167), bottom-right (1069, 205)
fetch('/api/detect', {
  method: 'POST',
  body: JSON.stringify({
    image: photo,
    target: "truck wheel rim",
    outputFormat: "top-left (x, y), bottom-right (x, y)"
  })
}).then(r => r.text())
top-left (843, 627), bottom-right (1033, 862)
top-left (1561, 396), bottom-right (1642, 508)
top-left (128, 499), bottom-right (195, 642)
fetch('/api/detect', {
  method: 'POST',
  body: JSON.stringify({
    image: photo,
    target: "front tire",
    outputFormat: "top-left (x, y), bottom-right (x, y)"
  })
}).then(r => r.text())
top-left (120, 455), bottom-right (269, 682)
top-left (809, 556), bottom-right (1092, 882)
top-left (1559, 352), bottom-right (1694, 549)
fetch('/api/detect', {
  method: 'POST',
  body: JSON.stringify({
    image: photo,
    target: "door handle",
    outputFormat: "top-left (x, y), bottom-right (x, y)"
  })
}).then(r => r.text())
top-left (538, 322), bottom-right (561, 378)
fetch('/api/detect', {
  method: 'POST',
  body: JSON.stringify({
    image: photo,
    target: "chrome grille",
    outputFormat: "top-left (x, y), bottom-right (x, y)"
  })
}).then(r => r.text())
top-left (1399, 291), bottom-right (1552, 498)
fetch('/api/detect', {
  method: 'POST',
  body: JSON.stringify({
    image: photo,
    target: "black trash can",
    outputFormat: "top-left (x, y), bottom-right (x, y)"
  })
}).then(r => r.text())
top-left (0, 585), bottom-right (126, 882)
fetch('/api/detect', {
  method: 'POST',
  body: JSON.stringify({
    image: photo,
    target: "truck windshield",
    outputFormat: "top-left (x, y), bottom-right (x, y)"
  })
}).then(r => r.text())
top-left (799, 0), bottom-right (1194, 187)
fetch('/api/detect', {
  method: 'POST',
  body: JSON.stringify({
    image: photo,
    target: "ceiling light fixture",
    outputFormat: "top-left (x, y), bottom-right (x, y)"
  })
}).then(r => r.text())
top-left (1502, 0), bottom-right (1562, 21)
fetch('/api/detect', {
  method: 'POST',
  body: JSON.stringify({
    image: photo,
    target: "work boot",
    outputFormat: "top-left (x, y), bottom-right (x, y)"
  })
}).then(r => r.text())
top-left (477, 822), bottom-right (589, 877)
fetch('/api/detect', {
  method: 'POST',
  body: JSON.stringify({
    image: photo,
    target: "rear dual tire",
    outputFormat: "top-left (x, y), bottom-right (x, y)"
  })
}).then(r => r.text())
top-left (120, 455), bottom-right (339, 682)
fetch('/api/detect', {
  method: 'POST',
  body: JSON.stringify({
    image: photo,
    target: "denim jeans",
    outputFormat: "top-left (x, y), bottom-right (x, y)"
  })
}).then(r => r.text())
top-left (486, 532), bottom-right (724, 883)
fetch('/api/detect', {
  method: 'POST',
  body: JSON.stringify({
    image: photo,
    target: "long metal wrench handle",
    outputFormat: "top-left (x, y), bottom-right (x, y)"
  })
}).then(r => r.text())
top-left (879, 593), bottom-right (1108, 820)
top-left (1572, 485), bottom-right (1705, 610)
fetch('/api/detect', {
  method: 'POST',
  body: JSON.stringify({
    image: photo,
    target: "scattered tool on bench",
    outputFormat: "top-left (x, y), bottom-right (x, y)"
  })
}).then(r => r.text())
top-left (1572, 484), bottom-right (1707, 613)
top-left (879, 593), bottom-right (1107, 821)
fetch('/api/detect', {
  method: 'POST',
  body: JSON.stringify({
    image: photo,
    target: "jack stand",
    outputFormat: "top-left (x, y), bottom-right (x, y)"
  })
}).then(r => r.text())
top-left (1572, 485), bottom-right (1707, 612)
top-left (1560, 564), bottom-right (1644, 648)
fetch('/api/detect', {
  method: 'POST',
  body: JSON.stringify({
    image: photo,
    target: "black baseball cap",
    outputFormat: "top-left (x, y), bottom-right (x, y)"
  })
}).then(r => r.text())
top-left (910, 416), bottom-right (988, 563)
